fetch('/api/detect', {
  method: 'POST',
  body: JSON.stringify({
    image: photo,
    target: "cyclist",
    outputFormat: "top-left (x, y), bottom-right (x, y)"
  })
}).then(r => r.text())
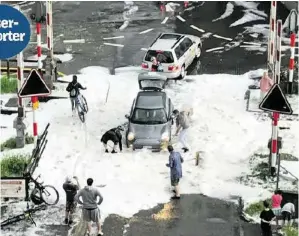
top-left (100, 126), bottom-right (124, 153)
top-left (66, 75), bottom-right (87, 114)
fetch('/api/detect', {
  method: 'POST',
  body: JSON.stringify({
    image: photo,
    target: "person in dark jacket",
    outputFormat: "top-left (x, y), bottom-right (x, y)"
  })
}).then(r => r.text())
top-left (100, 126), bottom-right (124, 153)
top-left (63, 176), bottom-right (80, 225)
top-left (66, 75), bottom-right (87, 112)
top-left (260, 200), bottom-right (276, 236)
top-left (166, 145), bottom-right (184, 200)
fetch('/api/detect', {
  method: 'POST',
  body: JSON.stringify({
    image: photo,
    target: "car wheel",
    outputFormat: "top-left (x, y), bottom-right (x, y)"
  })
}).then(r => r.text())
top-left (196, 46), bottom-right (201, 58)
top-left (178, 65), bottom-right (186, 80)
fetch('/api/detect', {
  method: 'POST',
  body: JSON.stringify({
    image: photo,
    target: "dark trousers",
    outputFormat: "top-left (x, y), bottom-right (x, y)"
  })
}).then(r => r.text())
top-left (261, 226), bottom-right (272, 236)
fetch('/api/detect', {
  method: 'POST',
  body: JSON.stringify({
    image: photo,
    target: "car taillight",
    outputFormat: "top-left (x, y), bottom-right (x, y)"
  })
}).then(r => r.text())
top-left (141, 62), bottom-right (148, 69)
top-left (168, 65), bottom-right (179, 71)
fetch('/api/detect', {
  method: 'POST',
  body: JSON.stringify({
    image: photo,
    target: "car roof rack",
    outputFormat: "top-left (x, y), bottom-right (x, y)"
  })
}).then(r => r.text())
top-left (171, 35), bottom-right (185, 49)
top-left (149, 33), bottom-right (163, 47)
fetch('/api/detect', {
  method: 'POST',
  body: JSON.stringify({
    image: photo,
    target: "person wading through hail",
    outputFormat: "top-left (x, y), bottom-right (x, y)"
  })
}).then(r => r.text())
top-left (66, 75), bottom-right (87, 115)
top-left (281, 201), bottom-right (295, 227)
top-left (174, 109), bottom-right (190, 153)
top-left (166, 145), bottom-right (184, 200)
top-left (260, 200), bottom-right (276, 236)
top-left (75, 178), bottom-right (104, 236)
top-left (100, 126), bottom-right (124, 153)
top-left (271, 189), bottom-right (283, 228)
top-left (260, 71), bottom-right (274, 102)
top-left (63, 176), bottom-right (80, 225)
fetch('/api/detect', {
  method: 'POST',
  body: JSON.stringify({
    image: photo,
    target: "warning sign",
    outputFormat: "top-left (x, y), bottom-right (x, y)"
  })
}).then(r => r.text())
top-left (1, 178), bottom-right (27, 198)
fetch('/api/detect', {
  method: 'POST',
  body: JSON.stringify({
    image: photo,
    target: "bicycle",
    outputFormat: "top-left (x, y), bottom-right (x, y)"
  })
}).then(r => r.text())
top-left (24, 172), bottom-right (59, 206)
top-left (75, 93), bottom-right (89, 123)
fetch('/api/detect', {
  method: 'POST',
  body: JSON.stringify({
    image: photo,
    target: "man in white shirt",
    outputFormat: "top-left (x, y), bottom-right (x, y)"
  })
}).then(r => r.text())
top-left (281, 202), bottom-right (296, 227)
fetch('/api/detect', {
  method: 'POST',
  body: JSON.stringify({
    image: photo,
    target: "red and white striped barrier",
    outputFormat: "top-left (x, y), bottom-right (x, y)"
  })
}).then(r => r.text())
top-left (31, 96), bottom-right (39, 147)
top-left (271, 112), bottom-right (280, 173)
top-left (268, 1), bottom-right (277, 67)
top-left (288, 33), bottom-right (296, 83)
top-left (34, 22), bottom-right (43, 148)
top-left (36, 22), bottom-right (42, 69)
top-left (46, 1), bottom-right (53, 58)
top-left (275, 20), bottom-right (282, 84)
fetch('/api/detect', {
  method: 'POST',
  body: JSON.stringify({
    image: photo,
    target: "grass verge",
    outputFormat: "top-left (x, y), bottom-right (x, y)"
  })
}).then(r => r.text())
top-left (0, 153), bottom-right (31, 177)
top-left (282, 226), bottom-right (299, 236)
top-left (244, 198), bottom-right (271, 216)
top-left (1, 134), bottom-right (34, 151)
top-left (0, 75), bottom-right (17, 94)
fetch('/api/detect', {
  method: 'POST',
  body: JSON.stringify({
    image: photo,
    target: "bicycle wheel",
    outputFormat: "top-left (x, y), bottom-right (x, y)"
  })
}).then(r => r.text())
top-left (41, 185), bottom-right (59, 205)
top-left (78, 109), bottom-right (85, 123)
top-left (81, 95), bottom-right (89, 113)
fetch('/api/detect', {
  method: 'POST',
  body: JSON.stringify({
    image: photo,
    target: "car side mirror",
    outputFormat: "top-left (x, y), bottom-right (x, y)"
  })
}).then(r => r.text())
top-left (125, 114), bottom-right (130, 119)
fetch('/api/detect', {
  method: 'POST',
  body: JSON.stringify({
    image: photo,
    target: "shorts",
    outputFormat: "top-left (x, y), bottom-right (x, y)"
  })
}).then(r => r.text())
top-left (171, 178), bottom-right (180, 186)
top-left (101, 136), bottom-right (118, 145)
top-left (66, 201), bottom-right (77, 213)
top-left (82, 208), bottom-right (100, 222)
top-left (282, 211), bottom-right (292, 221)
top-left (272, 208), bottom-right (281, 216)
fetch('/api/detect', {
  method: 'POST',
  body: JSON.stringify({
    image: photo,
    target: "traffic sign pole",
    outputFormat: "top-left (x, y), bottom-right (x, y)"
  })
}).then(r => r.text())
top-left (271, 112), bottom-right (279, 176)
top-left (34, 21), bottom-right (42, 148)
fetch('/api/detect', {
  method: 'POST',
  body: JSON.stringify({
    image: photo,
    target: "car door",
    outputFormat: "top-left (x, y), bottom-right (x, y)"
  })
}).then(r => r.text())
top-left (175, 42), bottom-right (187, 68)
top-left (181, 37), bottom-right (194, 67)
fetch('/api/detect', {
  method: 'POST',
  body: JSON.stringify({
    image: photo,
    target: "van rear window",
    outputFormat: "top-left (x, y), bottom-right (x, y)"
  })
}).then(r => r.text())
top-left (145, 50), bottom-right (174, 63)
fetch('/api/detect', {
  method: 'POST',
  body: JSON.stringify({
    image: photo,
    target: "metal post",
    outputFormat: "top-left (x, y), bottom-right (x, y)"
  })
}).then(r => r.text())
top-left (268, 1), bottom-right (277, 71)
top-left (13, 5), bottom-right (26, 148)
top-left (271, 112), bottom-right (279, 176)
top-left (276, 152), bottom-right (281, 190)
top-left (288, 33), bottom-right (296, 93)
top-left (275, 20), bottom-right (282, 84)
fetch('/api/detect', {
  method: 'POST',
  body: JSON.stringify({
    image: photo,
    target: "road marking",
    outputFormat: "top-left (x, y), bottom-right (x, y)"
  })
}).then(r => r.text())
top-left (140, 48), bottom-right (148, 51)
top-left (63, 39), bottom-right (85, 44)
top-left (104, 43), bottom-right (124, 48)
top-left (161, 17), bottom-right (169, 24)
top-left (176, 15), bottom-right (186, 22)
top-left (139, 28), bottom-right (154, 34)
top-left (243, 42), bottom-right (262, 46)
top-left (212, 34), bottom-right (232, 41)
top-left (190, 25), bottom-right (205, 33)
top-left (205, 47), bottom-right (224, 52)
top-left (239, 45), bottom-right (260, 48)
top-left (103, 36), bottom-right (125, 40)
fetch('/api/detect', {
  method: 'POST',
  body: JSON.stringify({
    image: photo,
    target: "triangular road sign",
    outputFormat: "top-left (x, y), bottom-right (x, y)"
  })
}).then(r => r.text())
top-left (18, 69), bottom-right (51, 98)
top-left (259, 83), bottom-right (293, 115)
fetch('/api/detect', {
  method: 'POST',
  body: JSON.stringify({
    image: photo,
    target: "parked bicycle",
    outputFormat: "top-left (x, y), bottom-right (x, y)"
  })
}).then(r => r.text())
top-left (75, 93), bottom-right (89, 123)
top-left (24, 172), bottom-right (59, 206)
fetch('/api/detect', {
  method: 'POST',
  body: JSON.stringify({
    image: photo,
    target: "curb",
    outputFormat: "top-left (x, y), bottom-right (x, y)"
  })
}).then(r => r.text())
top-left (69, 213), bottom-right (86, 236)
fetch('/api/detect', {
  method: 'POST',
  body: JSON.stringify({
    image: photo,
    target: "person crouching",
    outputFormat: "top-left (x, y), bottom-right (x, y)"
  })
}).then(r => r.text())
top-left (100, 126), bottom-right (124, 153)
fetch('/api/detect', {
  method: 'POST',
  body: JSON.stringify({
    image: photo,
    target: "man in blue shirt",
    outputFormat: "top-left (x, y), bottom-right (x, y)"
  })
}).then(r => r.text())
top-left (166, 145), bottom-right (184, 199)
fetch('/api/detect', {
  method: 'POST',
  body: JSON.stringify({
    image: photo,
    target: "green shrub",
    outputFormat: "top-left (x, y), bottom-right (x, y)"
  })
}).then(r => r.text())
top-left (1, 134), bottom-right (34, 151)
top-left (0, 75), bottom-right (18, 94)
top-left (245, 198), bottom-right (271, 216)
top-left (0, 154), bottom-right (31, 177)
top-left (282, 226), bottom-right (298, 236)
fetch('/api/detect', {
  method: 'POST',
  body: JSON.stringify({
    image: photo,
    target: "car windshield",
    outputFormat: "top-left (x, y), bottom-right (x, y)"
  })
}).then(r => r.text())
top-left (131, 108), bottom-right (167, 124)
top-left (145, 50), bottom-right (174, 63)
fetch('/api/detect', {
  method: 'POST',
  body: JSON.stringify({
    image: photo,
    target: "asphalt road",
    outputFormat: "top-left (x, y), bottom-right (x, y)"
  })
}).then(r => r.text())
top-left (0, 1), bottom-right (292, 236)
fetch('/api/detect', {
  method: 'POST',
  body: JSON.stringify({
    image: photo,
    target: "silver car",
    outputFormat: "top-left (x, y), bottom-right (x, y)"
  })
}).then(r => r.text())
top-left (141, 33), bottom-right (202, 80)
top-left (125, 72), bottom-right (174, 151)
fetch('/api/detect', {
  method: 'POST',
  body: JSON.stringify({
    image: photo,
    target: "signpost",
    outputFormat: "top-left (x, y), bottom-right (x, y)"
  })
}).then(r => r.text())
top-left (1, 177), bottom-right (28, 199)
top-left (259, 83), bottom-right (293, 176)
top-left (18, 69), bottom-right (51, 148)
